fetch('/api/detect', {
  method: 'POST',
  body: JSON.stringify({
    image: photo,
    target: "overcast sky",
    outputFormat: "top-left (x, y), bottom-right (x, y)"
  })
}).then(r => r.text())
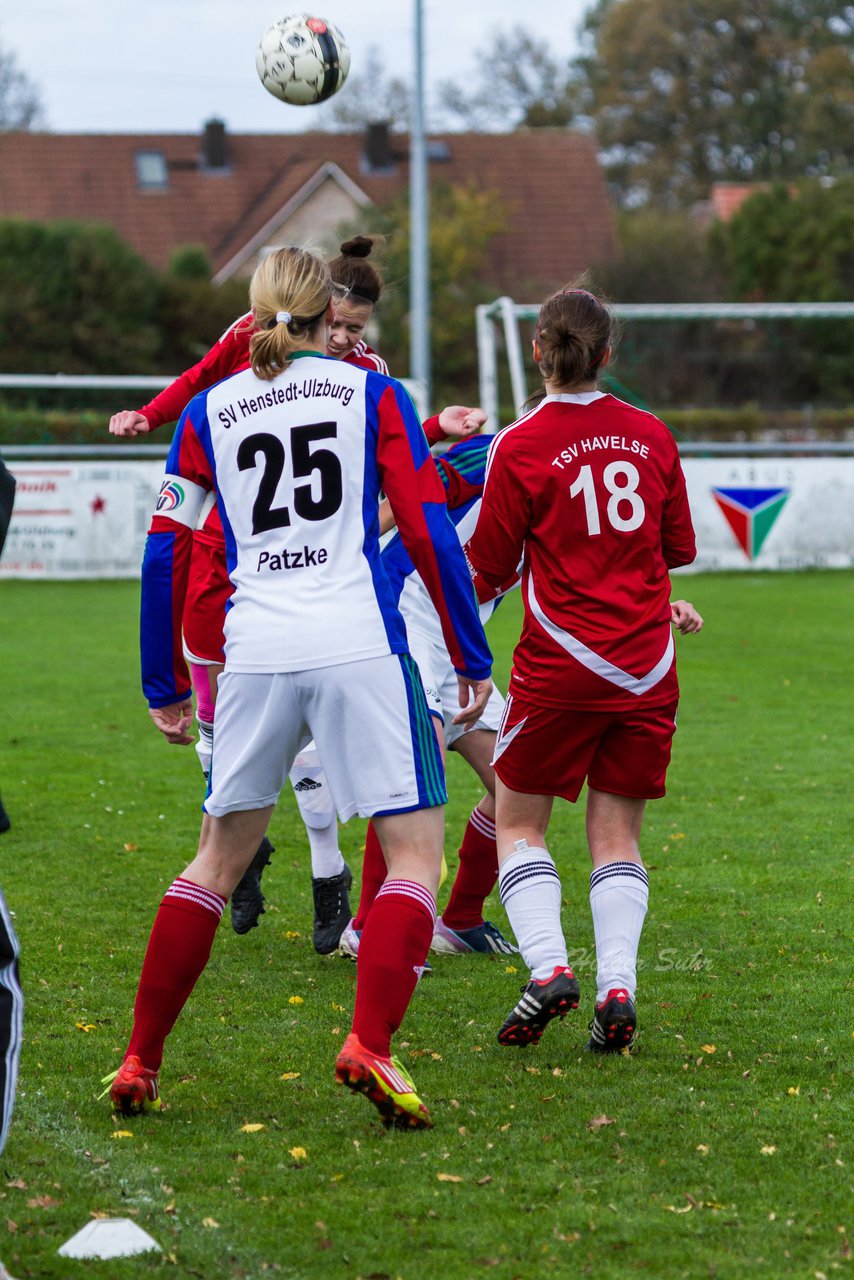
top-left (2, 1), bottom-right (590, 134)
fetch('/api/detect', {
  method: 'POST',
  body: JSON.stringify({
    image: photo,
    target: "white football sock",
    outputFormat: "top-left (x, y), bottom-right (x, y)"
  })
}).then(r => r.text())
top-left (289, 748), bottom-right (345, 879)
top-left (195, 717), bottom-right (214, 778)
top-left (589, 860), bottom-right (649, 1003)
top-left (498, 843), bottom-right (567, 981)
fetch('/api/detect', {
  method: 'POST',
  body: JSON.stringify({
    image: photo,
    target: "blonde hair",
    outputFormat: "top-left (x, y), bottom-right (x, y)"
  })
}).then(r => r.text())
top-left (248, 247), bottom-right (333, 381)
top-left (535, 284), bottom-right (616, 389)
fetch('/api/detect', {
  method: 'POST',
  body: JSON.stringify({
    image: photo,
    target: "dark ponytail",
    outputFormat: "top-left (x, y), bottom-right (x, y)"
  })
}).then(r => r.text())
top-left (535, 286), bottom-right (615, 389)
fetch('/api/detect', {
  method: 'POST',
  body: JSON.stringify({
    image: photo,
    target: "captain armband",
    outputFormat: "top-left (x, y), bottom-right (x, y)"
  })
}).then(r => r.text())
top-left (151, 474), bottom-right (209, 529)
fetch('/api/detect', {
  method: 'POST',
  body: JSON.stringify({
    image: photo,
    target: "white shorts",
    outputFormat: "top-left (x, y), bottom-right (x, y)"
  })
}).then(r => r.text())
top-left (204, 653), bottom-right (446, 821)
top-left (407, 629), bottom-right (505, 750)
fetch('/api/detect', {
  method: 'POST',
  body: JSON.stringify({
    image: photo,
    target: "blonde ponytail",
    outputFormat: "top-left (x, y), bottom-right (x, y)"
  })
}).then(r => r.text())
top-left (248, 247), bottom-right (333, 381)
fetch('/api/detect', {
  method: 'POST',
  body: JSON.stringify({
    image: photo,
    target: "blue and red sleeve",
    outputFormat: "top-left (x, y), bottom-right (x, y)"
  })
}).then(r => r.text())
top-left (140, 405), bottom-right (214, 706)
top-left (372, 380), bottom-right (491, 680)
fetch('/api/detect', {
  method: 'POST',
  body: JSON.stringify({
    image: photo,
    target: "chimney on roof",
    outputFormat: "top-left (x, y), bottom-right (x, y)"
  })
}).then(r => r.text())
top-left (201, 118), bottom-right (229, 171)
top-left (362, 121), bottom-right (396, 174)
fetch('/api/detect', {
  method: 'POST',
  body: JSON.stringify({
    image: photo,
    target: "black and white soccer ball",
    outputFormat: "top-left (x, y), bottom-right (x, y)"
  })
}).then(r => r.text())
top-left (256, 14), bottom-right (350, 106)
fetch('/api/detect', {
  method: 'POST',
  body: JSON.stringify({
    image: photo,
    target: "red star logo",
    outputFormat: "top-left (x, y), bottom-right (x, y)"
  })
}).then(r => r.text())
top-left (90, 495), bottom-right (107, 515)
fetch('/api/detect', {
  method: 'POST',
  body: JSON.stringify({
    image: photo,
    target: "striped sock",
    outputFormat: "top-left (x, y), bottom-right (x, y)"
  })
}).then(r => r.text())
top-left (498, 846), bottom-right (566, 981)
top-left (351, 879), bottom-right (436, 1058)
top-left (126, 878), bottom-right (226, 1070)
top-left (589, 861), bottom-right (649, 1003)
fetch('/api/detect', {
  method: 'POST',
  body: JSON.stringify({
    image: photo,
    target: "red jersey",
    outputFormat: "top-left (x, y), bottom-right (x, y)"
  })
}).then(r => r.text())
top-left (466, 391), bottom-right (696, 711)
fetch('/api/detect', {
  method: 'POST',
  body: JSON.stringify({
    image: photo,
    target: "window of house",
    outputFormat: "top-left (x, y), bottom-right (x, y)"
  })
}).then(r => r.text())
top-left (135, 151), bottom-right (169, 189)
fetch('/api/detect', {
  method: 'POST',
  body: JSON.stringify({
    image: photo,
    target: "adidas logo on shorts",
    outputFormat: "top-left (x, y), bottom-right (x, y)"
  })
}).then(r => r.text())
top-left (293, 777), bottom-right (322, 792)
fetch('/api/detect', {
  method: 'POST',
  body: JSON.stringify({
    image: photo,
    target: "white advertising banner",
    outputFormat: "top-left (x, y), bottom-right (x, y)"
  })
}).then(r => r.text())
top-left (0, 461), bottom-right (165, 579)
top-left (681, 457), bottom-right (854, 571)
top-left (1, 455), bottom-right (852, 579)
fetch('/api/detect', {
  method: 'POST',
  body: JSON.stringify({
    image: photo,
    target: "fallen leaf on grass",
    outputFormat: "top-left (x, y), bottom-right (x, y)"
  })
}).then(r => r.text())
top-left (6, 1221), bottom-right (16, 1233)
top-left (288, 996), bottom-right (304, 1006)
top-left (110, 1131), bottom-right (133, 1140)
top-left (504, 966), bottom-right (518, 974)
top-left (663, 1203), bottom-right (692, 1213)
top-left (280, 1072), bottom-right (301, 1081)
top-left (240, 1123), bottom-right (266, 1133)
top-left (586, 1114), bottom-right (615, 1131)
top-left (477, 1176), bottom-right (492, 1186)
top-left (787, 1086), bottom-right (800, 1096)
top-left (27, 1196), bottom-right (60, 1209)
top-left (5, 1179), bottom-right (26, 1190)
top-left (202, 1217), bottom-right (220, 1229)
top-left (122, 843), bottom-right (139, 852)
top-left (289, 1147), bottom-right (307, 1161)
top-left (436, 1173), bottom-right (463, 1183)
top-left (760, 1145), bottom-right (777, 1156)
top-left (696, 1144), bottom-right (710, 1155)
top-left (75, 1022), bottom-right (97, 1033)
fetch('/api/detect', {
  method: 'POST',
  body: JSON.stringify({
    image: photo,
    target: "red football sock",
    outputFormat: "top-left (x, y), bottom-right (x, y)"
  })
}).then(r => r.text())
top-left (351, 880), bottom-right (435, 1058)
top-left (126, 878), bottom-right (226, 1071)
top-left (352, 820), bottom-right (387, 931)
top-left (442, 806), bottom-right (499, 931)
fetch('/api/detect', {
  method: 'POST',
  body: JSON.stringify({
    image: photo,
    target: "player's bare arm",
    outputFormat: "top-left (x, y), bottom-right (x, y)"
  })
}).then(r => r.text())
top-left (149, 699), bottom-right (195, 745)
top-left (670, 599), bottom-right (704, 633)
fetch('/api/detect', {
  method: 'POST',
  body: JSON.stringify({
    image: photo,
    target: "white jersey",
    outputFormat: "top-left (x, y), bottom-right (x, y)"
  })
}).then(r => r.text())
top-left (140, 353), bottom-right (492, 707)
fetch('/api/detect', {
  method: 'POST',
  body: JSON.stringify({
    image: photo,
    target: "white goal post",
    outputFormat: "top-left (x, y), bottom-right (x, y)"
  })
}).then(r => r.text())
top-left (476, 298), bottom-right (854, 432)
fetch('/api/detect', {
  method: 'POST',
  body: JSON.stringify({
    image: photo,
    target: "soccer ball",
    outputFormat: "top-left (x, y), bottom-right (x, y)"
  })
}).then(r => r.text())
top-left (256, 14), bottom-right (350, 106)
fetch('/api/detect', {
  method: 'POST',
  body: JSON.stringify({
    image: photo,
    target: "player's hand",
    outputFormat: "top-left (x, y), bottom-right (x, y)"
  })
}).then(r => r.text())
top-left (670, 599), bottom-right (704, 633)
top-left (149, 699), bottom-right (195, 745)
top-left (452, 675), bottom-right (493, 728)
top-left (437, 405), bottom-right (487, 440)
top-left (109, 410), bottom-right (151, 437)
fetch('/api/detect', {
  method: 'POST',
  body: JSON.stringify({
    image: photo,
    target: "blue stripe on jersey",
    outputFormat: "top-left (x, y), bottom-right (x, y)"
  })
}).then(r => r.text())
top-left (140, 528), bottom-right (185, 707)
top-left (435, 435), bottom-right (491, 485)
top-left (402, 652), bottom-right (446, 811)
top-left (360, 372), bottom-right (411, 653)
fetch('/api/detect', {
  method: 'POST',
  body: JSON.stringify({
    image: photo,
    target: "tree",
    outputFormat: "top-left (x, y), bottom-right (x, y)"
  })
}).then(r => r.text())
top-left (0, 219), bottom-right (160, 374)
top-left (341, 183), bottom-right (508, 404)
top-left (436, 28), bottom-right (577, 131)
top-left (712, 178), bottom-right (854, 301)
top-left (0, 41), bottom-right (43, 130)
top-left (592, 209), bottom-right (721, 302)
top-left (574, 0), bottom-right (854, 207)
top-left (706, 179), bottom-right (854, 402)
top-left (157, 249), bottom-right (250, 373)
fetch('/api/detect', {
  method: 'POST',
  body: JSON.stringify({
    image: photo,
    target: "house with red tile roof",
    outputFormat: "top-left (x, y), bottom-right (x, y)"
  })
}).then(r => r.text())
top-left (0, 121), bottom-right (616, 298)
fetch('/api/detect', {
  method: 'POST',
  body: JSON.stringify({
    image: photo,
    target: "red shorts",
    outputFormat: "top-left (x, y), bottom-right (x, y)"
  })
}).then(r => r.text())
top-left (182, 536), bottom-right (231, 665)
top-left (492, 693), bottom-right (678, 802)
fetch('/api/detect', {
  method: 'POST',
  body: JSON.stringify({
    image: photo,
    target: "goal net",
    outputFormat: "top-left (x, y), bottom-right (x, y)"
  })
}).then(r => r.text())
top-left (476, 299), bottom-right (854, 442)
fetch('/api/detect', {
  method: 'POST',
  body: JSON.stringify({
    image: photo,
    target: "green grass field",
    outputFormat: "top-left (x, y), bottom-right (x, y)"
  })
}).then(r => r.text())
top-left (0, 573), bottom-right (851, 1280)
